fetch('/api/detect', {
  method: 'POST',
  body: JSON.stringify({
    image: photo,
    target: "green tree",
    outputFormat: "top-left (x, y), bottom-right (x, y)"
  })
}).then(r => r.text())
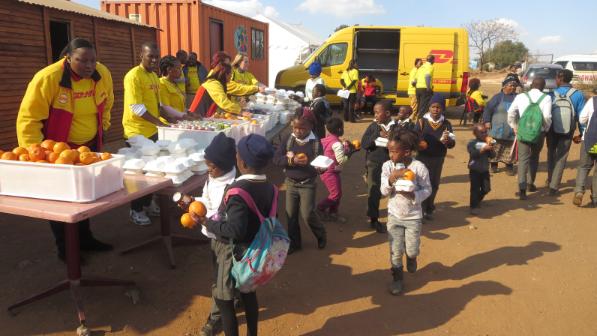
top-left (487, 40), bottom-right (529, 69)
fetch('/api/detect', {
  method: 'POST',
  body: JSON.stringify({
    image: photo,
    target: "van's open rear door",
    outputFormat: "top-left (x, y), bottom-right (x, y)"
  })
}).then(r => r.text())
top-left (399, 30), bottom-right (457, 99)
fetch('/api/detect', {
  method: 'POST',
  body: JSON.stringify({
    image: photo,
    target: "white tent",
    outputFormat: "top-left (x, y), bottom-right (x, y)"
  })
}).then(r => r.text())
top-left (253, 14), bottom-right (322, 86)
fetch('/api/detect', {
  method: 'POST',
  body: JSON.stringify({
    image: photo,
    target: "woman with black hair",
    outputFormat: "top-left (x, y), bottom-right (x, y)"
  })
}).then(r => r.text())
top-left (159, 55), bottom-right (186, 114)
top-left (17, 37), bottom-right (114, 261)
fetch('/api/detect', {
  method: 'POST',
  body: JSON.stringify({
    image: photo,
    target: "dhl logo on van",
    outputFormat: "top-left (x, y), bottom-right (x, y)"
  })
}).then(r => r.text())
top-left (429, 50), bottom-right (455, 64)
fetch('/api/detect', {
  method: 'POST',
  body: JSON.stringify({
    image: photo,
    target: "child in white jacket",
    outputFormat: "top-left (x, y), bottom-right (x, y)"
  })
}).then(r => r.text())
top-left (380, 129), bottom-right (432, 296)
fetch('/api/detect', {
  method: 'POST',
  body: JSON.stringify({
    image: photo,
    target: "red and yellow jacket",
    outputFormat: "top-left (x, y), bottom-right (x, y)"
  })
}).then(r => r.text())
top-left (188, 79), bottom-right (241, 117)
top-left (17, 58), bottom-right (113, 149)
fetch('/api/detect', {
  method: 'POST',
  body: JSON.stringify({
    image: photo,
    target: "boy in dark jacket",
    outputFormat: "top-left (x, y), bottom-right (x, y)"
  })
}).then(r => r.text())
top-left (361, 99), bottom-right (396, 233)
top-left (415, 94), bottom-right (456, 220)
top-left (467, 124), bottom-right (496, 215)
top-left (200, 134), bottom-right (276, 336)
top-left (274, 116), bottom-right (326, 254)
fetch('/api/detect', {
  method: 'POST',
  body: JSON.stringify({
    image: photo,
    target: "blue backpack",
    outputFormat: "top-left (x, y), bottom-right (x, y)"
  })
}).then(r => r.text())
top-left (224, 186), bottom-right (289, 293)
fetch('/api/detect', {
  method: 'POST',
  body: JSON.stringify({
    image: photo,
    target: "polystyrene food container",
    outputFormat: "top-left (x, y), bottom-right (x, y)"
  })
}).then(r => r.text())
top-left (158, 126), bottom-right (232, 150)
top-left (0, 154), bottom-right (125, 203)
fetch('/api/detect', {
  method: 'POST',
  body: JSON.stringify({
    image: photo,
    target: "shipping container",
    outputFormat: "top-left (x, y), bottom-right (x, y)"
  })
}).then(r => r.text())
top-left (0, 0), bottom-right (158, 149)
top-left (102, 0), bottom-right (269, 85)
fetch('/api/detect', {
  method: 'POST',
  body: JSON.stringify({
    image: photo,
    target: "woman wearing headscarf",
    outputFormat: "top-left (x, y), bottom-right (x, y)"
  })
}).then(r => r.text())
top-left (17, 37), bottom-right (114, 261)
top-left (483, 77), bottom-right (518, 175)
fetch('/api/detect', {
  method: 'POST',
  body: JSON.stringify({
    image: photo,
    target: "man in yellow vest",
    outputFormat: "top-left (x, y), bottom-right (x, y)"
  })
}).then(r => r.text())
top-left (415, 54), bottom-right (435, 119)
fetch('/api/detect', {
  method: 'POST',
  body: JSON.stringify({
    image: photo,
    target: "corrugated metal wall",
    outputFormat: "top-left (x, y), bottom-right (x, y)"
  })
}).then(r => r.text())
top-left (102, 0), bottom-right (269, 85)
top-left (0, 0), bottom-right (157, 149)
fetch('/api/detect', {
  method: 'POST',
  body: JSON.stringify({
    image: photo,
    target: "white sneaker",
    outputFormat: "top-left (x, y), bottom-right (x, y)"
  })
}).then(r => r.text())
top-left (144, 199), bottom-right (160, 217)
top-left (130, 210), bottom-right (152, 226)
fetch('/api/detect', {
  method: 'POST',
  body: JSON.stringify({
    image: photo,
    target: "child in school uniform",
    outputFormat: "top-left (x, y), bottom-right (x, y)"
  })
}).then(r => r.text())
top-left (415, 94), bottom-right (456, 220)
top-left (317, 117), bottom-right (353, 222)
top-left (467, 124), bottom-right (496, 215)
top-left (274, 116), bottom-right (327, 254)
top-left (380, 130), bottom-right (432, 295)
top-left (199, 134), bottom-right (276, 336)
top-left (361, 100), bottom-right (396, 233)
top-left (394, 106), bottom-right (415, 132)
top-left (196, 133), bottom-right (237, 336)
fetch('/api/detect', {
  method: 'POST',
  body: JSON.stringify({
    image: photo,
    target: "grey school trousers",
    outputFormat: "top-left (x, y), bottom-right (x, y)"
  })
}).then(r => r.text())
top-left (546, 131), bottom-right (573, 190)
top-left (387, 215), bottom-right (422, 268)
top-left (574, 142), bottom-right (597, 199)
top-left (517, 133), bottom-right (545, 191)
top-left (285, 177), bottom-right (326, 248)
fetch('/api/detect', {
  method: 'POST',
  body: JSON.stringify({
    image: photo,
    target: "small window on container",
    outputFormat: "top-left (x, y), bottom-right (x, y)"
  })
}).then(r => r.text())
top-left (251, 29), bottom-right (264, 60)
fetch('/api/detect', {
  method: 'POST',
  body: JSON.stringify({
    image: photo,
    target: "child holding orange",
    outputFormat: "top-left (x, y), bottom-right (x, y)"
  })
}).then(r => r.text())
top-left (381, 129), bottom-right (431, 295)
top-left (273, 116), bottom-right (326, 254)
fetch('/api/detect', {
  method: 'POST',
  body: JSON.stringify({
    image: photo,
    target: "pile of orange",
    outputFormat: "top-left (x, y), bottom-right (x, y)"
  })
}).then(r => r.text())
top-left (351, 140), bottom-right (361, 150)
top-left (180, 201), bottom-right (207, 229)
top-left (0, 140), bottom-right (112, 166)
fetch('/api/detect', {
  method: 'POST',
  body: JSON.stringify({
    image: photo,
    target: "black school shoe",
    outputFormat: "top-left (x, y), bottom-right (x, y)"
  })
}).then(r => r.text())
top-left (199, 318), bottom-right (222, 336)
top-left (287, 245), bottom-right (301, 255)
top-left (317, 237), bottom-right (327, 249)
top-left (527, 184), bottom-right (537, 192)
top-left (406, 257), bottom-right (418, 273)
top-left (375, 221), bottom-right (387, 234)
top-left (80, 237), bottom-right (114, 252)
top-left (518, 190), bottom-right (528, 200)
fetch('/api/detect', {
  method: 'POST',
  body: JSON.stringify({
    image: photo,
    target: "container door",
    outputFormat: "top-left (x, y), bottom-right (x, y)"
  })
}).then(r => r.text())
top-left (209, 19), bottom-right (224, 58)
top-left (399, 29), bottom-right (456, 98)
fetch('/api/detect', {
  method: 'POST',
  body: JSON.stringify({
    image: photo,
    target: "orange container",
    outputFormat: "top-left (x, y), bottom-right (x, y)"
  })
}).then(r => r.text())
top-left (101, 0), bottom-right (269, 85)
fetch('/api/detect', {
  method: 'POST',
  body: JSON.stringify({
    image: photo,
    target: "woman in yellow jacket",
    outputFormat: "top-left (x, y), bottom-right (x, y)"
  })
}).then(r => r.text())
top-left (210, 51), bottom-right (264, 98)
top-left (159, 55), bottom-right (186, 113)
top-left (16, 38), bottom-right (114, 261)
top-left (341, 60), bottom-right (359, 123)
top-left (189, 63), bottom-right (244, 118)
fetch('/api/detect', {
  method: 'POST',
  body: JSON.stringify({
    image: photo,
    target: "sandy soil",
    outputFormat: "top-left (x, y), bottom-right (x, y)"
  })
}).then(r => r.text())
top-left (1, 83), bottom-right (597, 335)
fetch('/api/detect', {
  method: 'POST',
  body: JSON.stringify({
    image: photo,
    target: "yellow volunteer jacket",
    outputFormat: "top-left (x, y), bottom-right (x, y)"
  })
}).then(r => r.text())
top-left (408, 67), bottom-right (418, 95)
top-left (17, 58), bottom-right (114, 147)
top-left (159, 76), bottom-right (186, 113)
top-left (415, 62), bottom-right (434, 89)
top-left (232, 68), bottom-right (259, 86)
top-left (122, 65), bottom-right (161, 139)
top-left (341, 69), bottom-right (359, 93)
top-left (206, 69), bottom-right (259, 97)
top-left (186, 65), bottom-right (201, 93)
top-left (469, 90), bottom-right (486, 107)
top-left (189, 79), bottom-right (241, 116)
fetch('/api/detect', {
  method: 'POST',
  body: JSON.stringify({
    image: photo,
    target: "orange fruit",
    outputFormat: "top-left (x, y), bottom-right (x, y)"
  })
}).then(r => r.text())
top-left (403, 170), bottom-right (416, 181)
top-left (295, 153), bottom-right (307, 160)
top-left (19, 153), bottom-right (30, 161)
top-left (55, 157), bottom-right (73, 165)
top-left (47, 152), bottom-right (59, 163)
top-left (180, 213), bottom-right (197, 229)
top-left (41, 139), bottom-right (56, 151)
top-left (189, 201), bottom-right (207, 217)
top-left (418, 140), bottom-right (428, 151)
top-left (12, 147), bottom-right (28, 156)
top-left (53, 142), bottom-right (70, 154)
top-left (100, 152), bottom-right (112, 160)
top-left (0, 150), bottom-right (4, 156)
top-left (351, 140), bottom-right (361, 150)
top-left (486, 136), bottom-right (495, 145)
top-left (77, 146), bottom-right (91, 153)
top-left (1, 152), bottom-right (17, 160)
top-left (224, 113), bottom-right (232, 119)
top-left (28, 146), bottom-right (46, 161)
top-left (36, 160), bottom-right (49, 163)
top-left (59, 149), bottom-right (78, 162)
top-left (79, 152), bottom-right (97, 165)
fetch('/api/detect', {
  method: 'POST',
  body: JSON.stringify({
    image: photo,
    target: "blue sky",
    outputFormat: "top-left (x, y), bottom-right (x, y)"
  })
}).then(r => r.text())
top-left (77, 0), bottom-right (597, 58)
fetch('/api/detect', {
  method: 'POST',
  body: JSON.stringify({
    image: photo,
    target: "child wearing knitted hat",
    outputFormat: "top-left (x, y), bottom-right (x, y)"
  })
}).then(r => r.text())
top-left (304, 61), bottom-right (325, 103)
top-left (414, 93), bottom-right (456, 220)
top-left (199, 134), bottom-right (276, 336)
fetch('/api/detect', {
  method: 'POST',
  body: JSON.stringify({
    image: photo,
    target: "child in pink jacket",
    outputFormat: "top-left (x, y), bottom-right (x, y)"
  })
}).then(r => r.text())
top-left (317, 117), bottom-right (354, 222)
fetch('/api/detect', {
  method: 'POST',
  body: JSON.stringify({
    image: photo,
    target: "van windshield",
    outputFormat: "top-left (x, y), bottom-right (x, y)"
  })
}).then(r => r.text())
top-left (572, 62), bottom-right (597, 71)
top-left (526, 67), bottom-right (559, 78)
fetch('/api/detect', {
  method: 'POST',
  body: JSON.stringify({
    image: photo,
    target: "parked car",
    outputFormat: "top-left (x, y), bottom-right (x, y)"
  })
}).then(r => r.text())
top-left (521, 64), bottom-right (563, 92)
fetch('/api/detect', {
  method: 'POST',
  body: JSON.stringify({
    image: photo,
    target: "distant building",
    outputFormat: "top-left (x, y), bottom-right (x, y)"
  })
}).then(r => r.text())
top-left (253, 14), bottom-right (322, 86)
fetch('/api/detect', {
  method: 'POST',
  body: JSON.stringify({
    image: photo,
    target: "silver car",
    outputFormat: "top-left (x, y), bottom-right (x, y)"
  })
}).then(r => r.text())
top-left (521, 64), bottom-right (563, 92)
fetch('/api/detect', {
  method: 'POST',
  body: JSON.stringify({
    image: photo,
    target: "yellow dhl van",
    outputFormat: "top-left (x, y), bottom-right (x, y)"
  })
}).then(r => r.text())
top-left (275, 26), bottom-right (469, 106)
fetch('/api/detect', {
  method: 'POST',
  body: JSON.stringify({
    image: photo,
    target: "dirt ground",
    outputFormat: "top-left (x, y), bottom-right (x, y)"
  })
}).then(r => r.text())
top-left (2, 79), bottom-right (597, 335)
